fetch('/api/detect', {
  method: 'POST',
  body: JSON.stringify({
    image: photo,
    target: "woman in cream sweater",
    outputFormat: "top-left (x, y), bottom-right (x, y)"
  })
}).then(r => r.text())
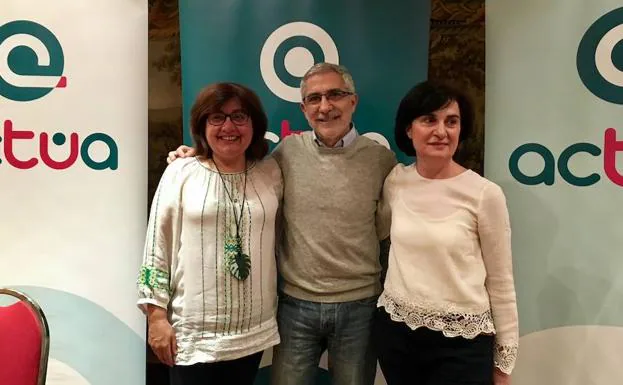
top-left (376, 81), bottom-right (519, 385)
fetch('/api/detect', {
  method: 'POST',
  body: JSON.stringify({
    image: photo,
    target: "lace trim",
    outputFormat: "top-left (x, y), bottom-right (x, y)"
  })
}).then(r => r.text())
top-left (494, 342), bottom-right (518, 374)
top-left (378, 292), bottom-right (495, 339)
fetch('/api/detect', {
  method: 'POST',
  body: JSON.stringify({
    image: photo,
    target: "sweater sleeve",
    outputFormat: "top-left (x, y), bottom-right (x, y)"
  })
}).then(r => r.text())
top-left (477, 183), bottom-right (519, 374)
top-left (376, 164), bottom-right (398, 241)
top-left (137, 160), bottom-right (184, 311)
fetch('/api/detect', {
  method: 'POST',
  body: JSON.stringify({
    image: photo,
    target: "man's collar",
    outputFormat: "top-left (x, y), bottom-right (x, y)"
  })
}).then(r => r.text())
top-left (313, 124), bottom-right (358, 148)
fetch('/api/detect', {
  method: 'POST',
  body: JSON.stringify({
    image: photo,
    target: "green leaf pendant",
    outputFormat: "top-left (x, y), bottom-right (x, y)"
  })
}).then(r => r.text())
top-left (224, 236), bottom-right (251, 280)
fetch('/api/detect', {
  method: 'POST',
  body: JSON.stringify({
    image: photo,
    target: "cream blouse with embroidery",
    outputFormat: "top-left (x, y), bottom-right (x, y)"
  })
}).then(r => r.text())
top-left (137, 157), bottom-right (282, 365)
top-left (377, 163), bottom-right (519, 374)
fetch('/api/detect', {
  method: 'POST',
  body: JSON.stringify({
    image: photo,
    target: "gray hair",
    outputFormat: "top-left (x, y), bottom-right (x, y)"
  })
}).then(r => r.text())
top-left (299, 63), bottom-right (356, 99)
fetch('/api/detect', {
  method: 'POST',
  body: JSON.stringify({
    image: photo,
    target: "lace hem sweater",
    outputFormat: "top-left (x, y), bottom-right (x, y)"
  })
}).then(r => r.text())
top-left (377, 164), bottom-right (519, 374)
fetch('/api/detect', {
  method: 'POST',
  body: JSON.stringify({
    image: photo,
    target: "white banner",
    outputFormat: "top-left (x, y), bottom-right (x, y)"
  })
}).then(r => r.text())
top-left (0, 1), bottom-right (147, 384)
top-left (486, 1), bottom-right (623, 384)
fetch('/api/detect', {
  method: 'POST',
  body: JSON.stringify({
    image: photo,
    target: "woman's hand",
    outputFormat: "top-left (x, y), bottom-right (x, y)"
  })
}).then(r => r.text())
top-left (147, 306), bottom-right (177, 367)
top-left (493, 368), bottom-right (511, 385)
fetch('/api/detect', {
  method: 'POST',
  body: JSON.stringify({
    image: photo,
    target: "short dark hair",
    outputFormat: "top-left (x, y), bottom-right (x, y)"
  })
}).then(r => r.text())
top-left (394, 80), bottom-right (474, 157)
top-left (190, 82), bottom-right (269, 161)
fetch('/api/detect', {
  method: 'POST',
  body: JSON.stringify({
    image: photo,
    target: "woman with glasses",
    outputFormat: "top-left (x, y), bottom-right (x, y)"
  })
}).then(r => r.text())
top-left (137, 82), bottom-right (282, 385)
top-left (375, 81), bottom-right (519, 385)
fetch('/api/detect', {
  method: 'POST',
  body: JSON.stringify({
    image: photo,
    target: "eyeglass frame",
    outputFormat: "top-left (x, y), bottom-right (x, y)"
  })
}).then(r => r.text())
top-left (302, 89), bottom-right (355, 106)
top-left (206, 110), bottom-right (250, 126)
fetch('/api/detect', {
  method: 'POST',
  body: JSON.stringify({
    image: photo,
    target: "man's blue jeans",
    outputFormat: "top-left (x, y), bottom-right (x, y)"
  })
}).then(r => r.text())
top-left (270, 293), bottom-right (378, 385)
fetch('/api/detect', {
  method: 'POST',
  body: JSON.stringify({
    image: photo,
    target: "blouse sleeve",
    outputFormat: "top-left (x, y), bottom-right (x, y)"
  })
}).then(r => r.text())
top-left (268, 157), bottom-right (283, 202)
top-left (478, 182), bottom-right (519, 374)
top-left (264, 157), bottom-right (284, 256)
top-left (136, 160), bottom-right (185, 311)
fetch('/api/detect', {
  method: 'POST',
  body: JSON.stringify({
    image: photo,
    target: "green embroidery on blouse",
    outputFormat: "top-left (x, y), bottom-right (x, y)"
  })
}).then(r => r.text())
top-left (137, 265), bottom-right (170, 293)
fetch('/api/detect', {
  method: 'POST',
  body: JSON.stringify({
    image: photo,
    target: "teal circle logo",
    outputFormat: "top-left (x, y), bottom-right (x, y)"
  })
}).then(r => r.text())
top-left (0, 20), bottom-right (66, 102)
top-left (577, 7), bottom-right (623, 104)
top-left (259, 22), bottom-right (339, 103)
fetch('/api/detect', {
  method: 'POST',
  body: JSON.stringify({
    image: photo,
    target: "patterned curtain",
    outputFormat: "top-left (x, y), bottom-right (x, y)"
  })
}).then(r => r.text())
top-left (429, 0), bottom-right (485, 174)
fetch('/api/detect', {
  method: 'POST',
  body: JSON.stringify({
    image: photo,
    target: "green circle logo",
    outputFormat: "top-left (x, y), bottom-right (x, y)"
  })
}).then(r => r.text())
top-left (577, 7), bottom-right (623, 104)
top-left (0, 20), bottom-right (66, 102)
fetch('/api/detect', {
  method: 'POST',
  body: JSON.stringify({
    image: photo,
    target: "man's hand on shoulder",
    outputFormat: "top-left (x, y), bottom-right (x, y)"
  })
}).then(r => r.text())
top-left (167, 145), bottom-right (195, 164)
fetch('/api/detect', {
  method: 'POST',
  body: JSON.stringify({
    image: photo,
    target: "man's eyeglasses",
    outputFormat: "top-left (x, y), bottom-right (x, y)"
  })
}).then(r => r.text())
top-left (303, 89), bottom-right (354, 106)
top-left (207, 111), bottom-right (249, 126)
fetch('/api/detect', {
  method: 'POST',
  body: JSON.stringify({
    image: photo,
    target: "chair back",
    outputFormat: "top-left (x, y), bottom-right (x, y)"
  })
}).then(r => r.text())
top-left (0, 288), bottom-right (50, 385)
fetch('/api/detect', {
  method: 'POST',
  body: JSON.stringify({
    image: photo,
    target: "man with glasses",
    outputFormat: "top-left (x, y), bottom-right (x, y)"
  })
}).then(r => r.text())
top-left (168, 63), bottom-right (396, 385)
